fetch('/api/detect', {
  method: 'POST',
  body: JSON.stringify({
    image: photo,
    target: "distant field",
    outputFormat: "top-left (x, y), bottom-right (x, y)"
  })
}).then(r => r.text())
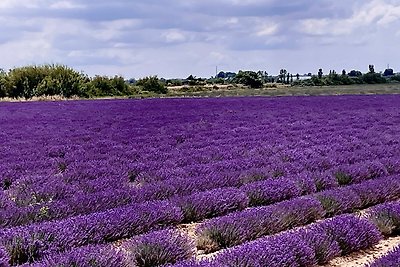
top-left (1, 96), bottom-right (400, 266)
top-left (167, 83), bottom-right (400, 97)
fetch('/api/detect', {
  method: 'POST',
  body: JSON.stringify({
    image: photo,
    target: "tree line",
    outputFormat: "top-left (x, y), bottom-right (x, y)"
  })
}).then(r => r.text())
top-left (0, 64), bottom-right (166, 99)
top-left (0, 64), bottom-right (399, 99)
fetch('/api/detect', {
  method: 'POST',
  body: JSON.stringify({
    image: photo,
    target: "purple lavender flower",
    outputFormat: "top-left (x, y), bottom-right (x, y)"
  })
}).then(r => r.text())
top-left (314, 187), bottom-right (362, 217)
top-left (196, 197), bottom-right (324, 252)
top-left (210, 214), bottom-right (381, 267)
top-left (0, 201), bottom-right (183, 265)
top-left (298, 226), bottom-right (341, 264)
top-left (29, 245), bottom-right (126, 267)
top-left (367, 201), bottom-right (400, 236)
top-left (123, 229), bottom-right (194, 267)
top-left (367, 245), bottom-right (400, 267)
top-left (240, 178), bottom-right (301, 207)
top-left (0, 246), bottom-right (10, 267)
top-left (173, 187), bottom-right (249, 222)
top-left (318, 215), bottom-right (382, 255)
top-left (213, 232), bottom-right (316, 267)
top-left (351, 176), bottom-right (400, 207)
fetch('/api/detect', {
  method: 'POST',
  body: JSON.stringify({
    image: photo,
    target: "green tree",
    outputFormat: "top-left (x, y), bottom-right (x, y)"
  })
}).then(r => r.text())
top-left (233, 70), bottom-right (263, 88)
top-left (136, 76), bottom-right (167, 94)
top-left (279, 69), bottom-right (287, 83)
top-left (318, 68), bottom-right (323, 79)
top-left (0, 68), bottom-right (7, 97)
top-left (368, 65), bottom-right (375, 73)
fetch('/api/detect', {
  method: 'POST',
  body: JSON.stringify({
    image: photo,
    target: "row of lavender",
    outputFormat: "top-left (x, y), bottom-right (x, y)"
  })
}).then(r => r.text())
top-left (1, 171), bottom-right (399, 266)
top-left (1, 154), bottom-right (398, 229)
top-left (367, 245), bottom-right (400, 267)
top-left (2, 96), bottom-right (400, 206)
top-left (2, 130), bottom-right (397, 212)
top-left (8, 200), bottom-right (399, 267)
top-left (0, 152), bottom-right (396, 231)
top-left (178, 201), bottom-right (400, 267)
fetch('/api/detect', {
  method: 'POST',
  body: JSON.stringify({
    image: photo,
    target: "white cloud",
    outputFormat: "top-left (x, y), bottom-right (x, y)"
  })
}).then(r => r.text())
top-left (162, 30), bottom-right (187, 43)
top-left (256, 23), bottom-right (279, 36)
top-left (300, 0), bottom-right (400, 36)
top-left (0, 0), bottom-right (44, 9)
top-left (0, 0), bottom-right (399, 77)
top-left (50, 1), bottom-right (86, 9)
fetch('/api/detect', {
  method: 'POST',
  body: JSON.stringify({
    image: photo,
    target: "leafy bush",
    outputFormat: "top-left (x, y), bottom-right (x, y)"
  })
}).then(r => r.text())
top-left (136, 76), bottom-right (167, 94)
top-left (88, 75), bottom-right (130, 97)
top-left (232, 71), bottom-right (263, 88)
top-left (0, 69), bottom-right (8, 98)
top-left (0, 64), bottom-right (141, 99)
top-left (35, 65), bottom-right (89, 97)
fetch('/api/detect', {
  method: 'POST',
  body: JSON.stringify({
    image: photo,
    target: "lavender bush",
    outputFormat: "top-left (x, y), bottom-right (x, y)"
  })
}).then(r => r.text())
top-left (297, 226), bottom-right (341, 264)
top-left (317, 215), bottom-right (382, 255)
top-left (366, 245), bottom-right (400, 267)
top-left (123, 229), bottom-right (194, 267)
top-left (211, 215), bottom-right (381, 267)
top-left (240, 178), bottom-right (301, 207)
top-left (367, 201), bottom-right (400, 236)
top-left (196, 197), bottom-right (324, 252)
top-left (314, 187), bottom-right (362, 217)
top-left (0, 246), bottom-right (10, 267)
top-left (0, 201), bottom-right (183, 265)
top-left (351, 176), bottom-right (400, 207)
top-left (28, 245), bottom-right (126, 267)
top-left (213, 233), bottom-right (317, 267)
top-left (172, 188), bottom-right (249, 222)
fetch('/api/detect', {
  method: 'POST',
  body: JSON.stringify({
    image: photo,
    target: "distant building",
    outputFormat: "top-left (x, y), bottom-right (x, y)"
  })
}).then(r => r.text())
top-left (217, 71), bottom-right (236, 80)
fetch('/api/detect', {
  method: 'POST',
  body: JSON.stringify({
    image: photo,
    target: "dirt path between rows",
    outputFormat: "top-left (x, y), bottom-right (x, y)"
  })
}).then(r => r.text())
top-left (323, 236), bottom-right (400, 267)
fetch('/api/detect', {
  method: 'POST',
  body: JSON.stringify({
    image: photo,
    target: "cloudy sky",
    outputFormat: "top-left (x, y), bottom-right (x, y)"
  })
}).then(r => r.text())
top-left (0, 0), bottom-right (399, 78)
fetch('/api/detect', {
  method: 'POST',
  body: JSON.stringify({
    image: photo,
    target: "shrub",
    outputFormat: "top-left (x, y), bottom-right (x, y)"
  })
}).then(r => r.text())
top-left (196, 197), bottom-right (324, 252)
top-left (173, 187), bottom-right (249, 223)
top-left (136, 76), bottom-right (167, 94)
top-left (0, 201), bottom-right (183, 265)
top-left (5, 64), bottom-right (88, 99)
top-left (367, 245), bottom-right (400, 267)
top-left (240, 178), bottom-right (301, 207)
top-left (298, 227), bottom-right (341, 264)
top-left (88, 75), bottom-right (129, 97)
top-left (367, 201), bottom-right (400, 236)
top-left (33, 245), bottom-right (126, 267)
top-left (210, 215), bottom-right (381, 267)
top-left (351, 176), bottom-right (400, 207)
top-left (232, 71), bottom-right (263, 88)
top-left (318, 215), bottom-right (382, 255)
top-left (213, 234), bottom-right (316, 267)
top-left (124, 229), bottom-right (194, 267)
top-left (0, 246), bottom-right (10, 267)
top-left (314, 188), bottom-right (362, 217)
top-left (312, 171), bottom-right (338, 191)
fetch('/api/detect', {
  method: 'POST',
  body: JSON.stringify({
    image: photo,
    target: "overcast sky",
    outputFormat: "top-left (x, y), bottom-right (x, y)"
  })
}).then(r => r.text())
top-left (0, 0), bottom-right (399, 78)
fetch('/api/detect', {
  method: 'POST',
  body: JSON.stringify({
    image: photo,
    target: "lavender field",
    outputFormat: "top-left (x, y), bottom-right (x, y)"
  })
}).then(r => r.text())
top-left (1, 95), bottom-right (400, 267)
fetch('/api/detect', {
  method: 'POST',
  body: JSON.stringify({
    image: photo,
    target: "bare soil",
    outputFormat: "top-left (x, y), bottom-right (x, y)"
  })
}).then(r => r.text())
top-left (324, 236), bottom-right (400, 267)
